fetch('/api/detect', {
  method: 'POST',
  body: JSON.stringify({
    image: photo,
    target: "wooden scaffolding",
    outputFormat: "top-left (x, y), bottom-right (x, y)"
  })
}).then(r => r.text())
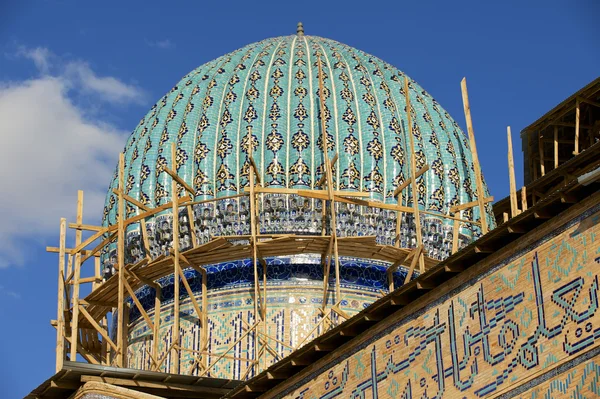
top-left (48, 75), bottom-right (491, 379)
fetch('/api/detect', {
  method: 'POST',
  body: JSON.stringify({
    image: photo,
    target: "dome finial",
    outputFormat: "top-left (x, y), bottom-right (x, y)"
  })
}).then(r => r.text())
top-left (296, 22), bottom-right (304, 36)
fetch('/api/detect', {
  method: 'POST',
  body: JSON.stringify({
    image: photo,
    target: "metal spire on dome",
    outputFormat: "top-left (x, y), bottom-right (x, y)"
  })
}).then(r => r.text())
top-left (296, 22), bottom-right (304, 36)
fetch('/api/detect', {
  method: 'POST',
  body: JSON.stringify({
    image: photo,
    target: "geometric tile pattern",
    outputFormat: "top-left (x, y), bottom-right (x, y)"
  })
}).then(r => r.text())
top-left (279, 206), bottom-right (600, 398)
top-left (101, 33), bottom-right (495, 262)
top-left (127, 283), bottom-right (382, 379)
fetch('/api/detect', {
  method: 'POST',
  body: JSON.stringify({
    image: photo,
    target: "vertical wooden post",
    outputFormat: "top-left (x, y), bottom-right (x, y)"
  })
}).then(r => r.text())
top-left (460, 78), bottom-right (488, 235)
top-left (152, 285), bottom-right (161, 371)
top-left (93, 257), bottom-right (101, 291)
top-left (116, 153), bottom-right (127, 367)
top-left (69, 190), bottom-right (84, 362)
top-left (318, 56), bottom-right (341, 303)
top-left (247, 127), bottom-right (260, 375)
top-left (507, 126), bottom-right (518, 218)
top-left (170, 142), bottom-right (181, 374)
top-left (56, 218), bottom-right (67, 372)
top-left (521, 186), bottom-right (528, 212)
top-left (554, 126), bottom-right (559, 169)
top-left (101, 316), bottom-right (109, 365)
top-left (404, 76), bottom-right (425, 273)
top-left (451, 218), bottom-right (459, 254)
top-left (575, 99), bottom-right (580, 155)
top-left (538, 131), bottom-right (545, 176)
top-left (200, 268), bottom-right (208, 371)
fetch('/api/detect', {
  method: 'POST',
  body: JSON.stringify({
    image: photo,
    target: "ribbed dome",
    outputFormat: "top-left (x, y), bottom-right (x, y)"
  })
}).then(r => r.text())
top-left (102, 33), bottom-right (494, 244)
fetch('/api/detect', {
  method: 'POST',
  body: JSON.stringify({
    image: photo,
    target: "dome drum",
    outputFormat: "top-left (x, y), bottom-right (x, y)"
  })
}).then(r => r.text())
top-left (102, 193), bottom-right (478, 279)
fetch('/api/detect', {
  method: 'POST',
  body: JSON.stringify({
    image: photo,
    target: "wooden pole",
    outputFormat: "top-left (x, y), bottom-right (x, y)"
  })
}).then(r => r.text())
top-left (247, 127), bottom-right (261, 375)
top-left (404, 76), bottom-right (425, 273)
top-left (538, 131), bottom-right (545, 176)
top-left (69, 190), bottom-right (84, 362)
top-left (170, 142), bottom-right (181, 374)
top-left (507, 126), bottom-right (518, 218)
top-left (521, 186), bottom-right (528, 212)
top-left (56, 218), bottom-right (67, 372)
top-left (554, 126), bottom-right (559, 169)
top-left (318, 56), bottom-right (342, 304)
top-left (460, 78), bottom-right (488, 235)
top-left (575, 99), bottom-right (580, 155)
top-left (152, 286), bottom-right (161, 371)
top-left (116, 154), bottom-right (127, 367)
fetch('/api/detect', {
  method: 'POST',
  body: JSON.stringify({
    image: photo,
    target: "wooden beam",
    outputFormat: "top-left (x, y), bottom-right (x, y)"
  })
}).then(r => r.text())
top-left (403, 245), bottom-right (423, 285)
top-left (449, 196), bottom-right (494, 213)
top-left (507, 126), bottom-right (518, 217)
top-left (554, 126), bottom-right (559, 169)
top-left (163, 166), bottom-right (195, 197)
top-left (112, 188), bottom-right (150, 212)
top-left (316, 153), bottom-right (338, 187)
top-left (123, 278), bottom-right (154, 332)
top-left (577, 96), bottom-right (600, 109)
top-left (249, 155), bottom-right (262, 185)
top-left (539, 131), bottom-right (545, 176)
top-left (521, 186), bottom-right (528, 211)
top-left (392, 165), bottom-right (429, 197)
top-left (243, 186), bottom-right (369, 198)
top-left (318, 56), bottom-right (342, 305)
top-left (116, 153), bottom-right (127, 367)
top-left (575, 98), bottom-right (580, 155)
top-left (404, 76), bottom-right (425, 273)
top-left (68, 223), bottom-right (104, 232)
top-left (78, 305), bottom-right (118, 353)
top-left (170, 143), bottom-right (181, 374)
top-left (70, 190), bottom-right (84, 363)
top-left (55, 218), bottom-right (67, 372)
top-left (461, 77), bottom-right (488, 235)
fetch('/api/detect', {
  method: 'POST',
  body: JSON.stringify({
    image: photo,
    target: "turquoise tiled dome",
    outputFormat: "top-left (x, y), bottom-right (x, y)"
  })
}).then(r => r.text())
top-left (102, 33), bottom-right (494, 257)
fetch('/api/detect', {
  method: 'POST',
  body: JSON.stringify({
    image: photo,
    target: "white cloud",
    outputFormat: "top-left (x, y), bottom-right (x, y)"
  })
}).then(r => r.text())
top-left (145, 39), bottom-right (174, 49)
top-left (16, 46), bottom-right (52, 74)
top-left (0, 284), bottom-right (21, 299)
top-left (64, 61), bottom-right (146, 104)
top-left (0, 47), bottom-right (140, 267)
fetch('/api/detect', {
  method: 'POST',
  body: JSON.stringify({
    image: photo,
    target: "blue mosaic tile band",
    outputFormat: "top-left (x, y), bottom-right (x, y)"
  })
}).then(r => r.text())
top-left (126, 255), bottom-right (414, 323)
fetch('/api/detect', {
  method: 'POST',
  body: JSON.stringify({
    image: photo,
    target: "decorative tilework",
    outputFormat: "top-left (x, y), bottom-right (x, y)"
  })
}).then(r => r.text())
top-left (126, 283), bottom-right (381, 379)
top-left (101, 34), bottom-right (496, 271)
top-left (277, 204), bottom-right (600, 398)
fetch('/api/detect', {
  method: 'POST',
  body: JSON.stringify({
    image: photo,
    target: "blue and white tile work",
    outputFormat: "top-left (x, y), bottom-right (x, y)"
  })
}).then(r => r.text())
top-left (100, 33), bottom-right (495, 269)
top-left (101, 31), bottom-right (498, 379)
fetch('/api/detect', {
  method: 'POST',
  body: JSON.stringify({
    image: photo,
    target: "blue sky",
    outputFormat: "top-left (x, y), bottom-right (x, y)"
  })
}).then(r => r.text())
top-left (0, 1), bottom-right (597, 397)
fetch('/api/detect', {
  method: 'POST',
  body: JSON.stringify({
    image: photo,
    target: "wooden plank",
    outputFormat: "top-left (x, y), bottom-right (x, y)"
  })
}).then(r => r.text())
top-left (164, 166), bottom-right (195, 197)
top-left (249, 155), bottom-right (262, 185)
top-left (316, 153), bottom-right (338, 187)
top-left (539, 130), bottom-right (545, 176)
top-left (78, 305), bottom-right (118, 353)
top-left (574, 98), bottom-right (580, 155)
top-left (461, 78), bottom-right (488, 235)
top-left (123, 278), bottom-right (154, 332)
top-left (112, 188), bottom-right (150, 211)
top-left (152, 286), bottom-right (161, 371)
top-left (507, 126), bottom-right (519, 217)
top-left (449, 196), bottom-right (494, 213)
top-left (404, 76), bottom-right (426, 274)
top-left (553, 126), bottom-right (559, 169)
top-left (171, 142), bottom-right (181, 374)
top-left (403, 246), bottom-right (423, 284)
top-left (116, 153), bottom-right (127, 367)
top-left (70, 190), bottom-right (84, 362)
top-left (392, 165), bottom-right (430, 197)
top-left (68, 223), bottom-right (103, 232)
top-left (521, 186), bottom-right (528, 211)
top-left (55, 218), bottom-right (67, 372)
